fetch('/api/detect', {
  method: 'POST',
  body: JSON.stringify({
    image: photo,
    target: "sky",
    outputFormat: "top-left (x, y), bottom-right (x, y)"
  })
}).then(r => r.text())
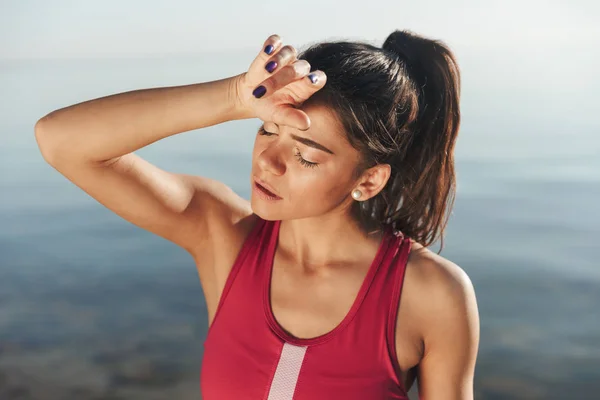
top-left (1, 0), bottom-right (598, 60)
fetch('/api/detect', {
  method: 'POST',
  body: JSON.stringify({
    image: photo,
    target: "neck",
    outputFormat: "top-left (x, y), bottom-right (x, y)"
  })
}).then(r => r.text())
top-left (278, 211), bottom-right (384, 270)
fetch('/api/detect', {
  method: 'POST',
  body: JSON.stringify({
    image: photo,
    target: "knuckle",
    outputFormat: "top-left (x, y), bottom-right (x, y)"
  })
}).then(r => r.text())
top-left (271, 67), bottom-right (292, 88)
top-left (282, 66), bottom-right (297, 81)
top-left (267, 34), bottom-right (280, 43)
top-left (263, 76), bottom-right (276, 89)
top-left (292, 60), bottom-right (310, 76)
top-left (281, 45), bottom-right (295, 56)
top-left (273, 50), bottom-right (288, 63)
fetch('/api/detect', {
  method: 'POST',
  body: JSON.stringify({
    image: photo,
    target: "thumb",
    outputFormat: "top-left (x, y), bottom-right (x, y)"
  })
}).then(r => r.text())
top-left (271, 105), bottom-right (311, 131)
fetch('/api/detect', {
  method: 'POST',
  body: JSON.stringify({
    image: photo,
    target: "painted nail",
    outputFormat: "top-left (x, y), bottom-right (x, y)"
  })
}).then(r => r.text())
top-left (307, 73), bottom-right (319, 84)
top-left (264, 45), bottom-right (274, 55)
top-left (252, 85), bottom-right (267, 98)
top-left (265, 61), bottom-right (278, 73)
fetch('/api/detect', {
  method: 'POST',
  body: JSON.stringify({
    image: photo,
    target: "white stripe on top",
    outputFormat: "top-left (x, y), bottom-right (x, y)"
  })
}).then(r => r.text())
top-left (267, 343), bottom-right (308, 400)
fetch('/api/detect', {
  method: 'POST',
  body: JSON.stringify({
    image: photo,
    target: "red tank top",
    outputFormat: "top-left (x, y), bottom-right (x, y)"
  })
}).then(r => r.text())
top-left (201, 218), bottom-right (412, 400)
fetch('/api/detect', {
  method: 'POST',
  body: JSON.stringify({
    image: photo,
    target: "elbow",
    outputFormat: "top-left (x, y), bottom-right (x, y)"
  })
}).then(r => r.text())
top-left (34, 112), bottom-right (65, 166)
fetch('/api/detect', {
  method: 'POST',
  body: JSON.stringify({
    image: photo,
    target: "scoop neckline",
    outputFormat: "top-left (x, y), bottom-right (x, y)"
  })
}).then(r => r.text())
top-left (262, 220), bottom-right (392, 346)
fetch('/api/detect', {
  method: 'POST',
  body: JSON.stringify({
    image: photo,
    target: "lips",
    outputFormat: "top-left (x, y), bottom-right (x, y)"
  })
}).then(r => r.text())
top-left (253, 177), bottom-right (282, 200)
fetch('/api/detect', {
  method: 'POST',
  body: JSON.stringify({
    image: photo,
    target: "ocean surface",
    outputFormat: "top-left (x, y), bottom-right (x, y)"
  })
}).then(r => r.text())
top-left (0, 54), bottom-right (599, 399)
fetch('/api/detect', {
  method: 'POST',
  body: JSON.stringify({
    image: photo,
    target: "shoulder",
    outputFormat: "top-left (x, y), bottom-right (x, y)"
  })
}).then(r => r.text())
top-left (407, 242), bottom-right (476, 307)
top-left (400, 243), bottom-right (480, 397)
top-left (403, 242), bottom-right (479, 339)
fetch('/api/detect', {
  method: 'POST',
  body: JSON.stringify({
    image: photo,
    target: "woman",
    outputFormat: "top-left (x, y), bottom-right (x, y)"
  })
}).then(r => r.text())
top-left (35, 30), bottom-right (479, 399)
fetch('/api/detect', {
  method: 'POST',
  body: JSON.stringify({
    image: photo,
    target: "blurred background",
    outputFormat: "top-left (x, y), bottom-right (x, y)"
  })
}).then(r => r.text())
top-left (1, 0), bottom-right (599, 399)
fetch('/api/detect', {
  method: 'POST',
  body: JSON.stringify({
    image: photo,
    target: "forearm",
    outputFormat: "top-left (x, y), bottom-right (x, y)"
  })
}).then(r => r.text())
top-left (35, 74), bottom-right (251, 164)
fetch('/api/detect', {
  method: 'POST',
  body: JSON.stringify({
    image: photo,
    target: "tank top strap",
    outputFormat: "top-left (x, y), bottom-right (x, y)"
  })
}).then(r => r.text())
top-left (212, 217), bottom-right (276, 322)
top-left (362, 229), bottom-right (411, 301)
top-left (384, 235), bottom-right (412, 339)
top-left (347, 229), bottom-right (408, 319)
top-left (354, 230), bottom-right (412, 356)
top-left (382, 234), bottom-right (412, 379)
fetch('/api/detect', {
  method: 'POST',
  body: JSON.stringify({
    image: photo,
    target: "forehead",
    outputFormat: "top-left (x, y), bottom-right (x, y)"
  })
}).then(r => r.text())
top-left (300, 103), bottom-right (353, 151)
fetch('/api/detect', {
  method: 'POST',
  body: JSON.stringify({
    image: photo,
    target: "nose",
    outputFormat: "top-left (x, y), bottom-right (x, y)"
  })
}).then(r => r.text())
top-left (257, 140), bottom-right (286, 176)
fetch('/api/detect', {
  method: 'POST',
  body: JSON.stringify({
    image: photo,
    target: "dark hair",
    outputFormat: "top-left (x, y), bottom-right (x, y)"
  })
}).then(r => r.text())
top-left (299, 30), bottom-right (461, 251)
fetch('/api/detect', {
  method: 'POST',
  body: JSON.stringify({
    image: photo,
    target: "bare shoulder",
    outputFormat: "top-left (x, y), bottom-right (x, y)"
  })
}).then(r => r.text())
top-left (398, 242), bottom-right (479, 396)
top-left (405, 242), bottom-right (477, 316)
top-left (400, 241), bottom-right (479, 351)
top-left (399, 245), bottom-right (480, 397)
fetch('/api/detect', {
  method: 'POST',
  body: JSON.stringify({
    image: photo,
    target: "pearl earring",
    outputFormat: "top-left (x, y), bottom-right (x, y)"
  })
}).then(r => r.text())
top-left (351, 189), bottom-right (362, 200)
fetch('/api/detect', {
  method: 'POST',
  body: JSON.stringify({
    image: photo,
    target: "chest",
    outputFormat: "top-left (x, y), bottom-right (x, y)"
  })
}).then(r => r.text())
top-left (268, 252), bottom-right (370, 339)
top-left (268, 251), bottom-right (422, 390)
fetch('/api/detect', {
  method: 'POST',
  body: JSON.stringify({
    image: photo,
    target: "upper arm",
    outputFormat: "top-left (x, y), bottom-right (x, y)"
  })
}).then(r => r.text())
top-left (39, 148), bottom-right (250, 255)
top-left (415, 258), bottom-right (480, 400)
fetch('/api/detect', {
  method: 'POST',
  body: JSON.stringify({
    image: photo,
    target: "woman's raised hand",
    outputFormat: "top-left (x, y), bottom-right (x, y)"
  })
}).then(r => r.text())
top-left (233, 35), bottom-right (327, 131)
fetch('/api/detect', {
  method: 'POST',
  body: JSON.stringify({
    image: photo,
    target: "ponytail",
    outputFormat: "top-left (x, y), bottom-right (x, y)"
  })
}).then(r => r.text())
top-left (380, 30), bottom-right (461, 250)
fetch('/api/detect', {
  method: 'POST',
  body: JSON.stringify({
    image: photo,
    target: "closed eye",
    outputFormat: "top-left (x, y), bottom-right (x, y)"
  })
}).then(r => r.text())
top-left (258, 125), bottom-right (276, 136)
top-left (258, 124), bottom-right (319, 168)
top-left (294, 148), bottom-right (319, 168)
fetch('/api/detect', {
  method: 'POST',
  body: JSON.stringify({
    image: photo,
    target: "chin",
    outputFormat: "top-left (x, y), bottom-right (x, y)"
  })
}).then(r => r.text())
top-left (251, 196), bottom-right (330, 224)
top-left (250, 197), bottom-right (286, 221)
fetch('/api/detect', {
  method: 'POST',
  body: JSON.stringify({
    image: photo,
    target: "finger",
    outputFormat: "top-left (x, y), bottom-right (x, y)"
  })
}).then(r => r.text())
top-left (271, 105), bottom-right (311, 131)
top-left (251, 59), bottom-right (311, 99)
top-left (282, 70), bottom-right (327, 103)
top-left (245, 35), bottom-right (282, 81)
top-left (247, 44), bottom-right (298, 86)
top-left (261, 34), bottom-right (282, 58)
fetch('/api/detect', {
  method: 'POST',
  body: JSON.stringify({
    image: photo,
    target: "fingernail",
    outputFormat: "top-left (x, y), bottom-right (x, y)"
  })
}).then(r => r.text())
top-left (307, 73), bottom-right (319, 84)
top-left (265, 61), bottom-right (278, 73)
top-left (264, 45), bottom-right (274, 55)
top-left (252, 85), bottom-right (267, 98)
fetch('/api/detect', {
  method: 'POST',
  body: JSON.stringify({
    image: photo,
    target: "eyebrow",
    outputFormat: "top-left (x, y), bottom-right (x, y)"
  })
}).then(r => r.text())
top-left (289, 133), bottom-right (335, 155)
top-left (267, 122), bottom-right (335, 155)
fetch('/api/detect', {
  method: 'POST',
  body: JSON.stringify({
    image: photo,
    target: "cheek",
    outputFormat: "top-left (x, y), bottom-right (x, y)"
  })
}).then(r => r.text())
top-left (288, 167), bottom-right (352, 207)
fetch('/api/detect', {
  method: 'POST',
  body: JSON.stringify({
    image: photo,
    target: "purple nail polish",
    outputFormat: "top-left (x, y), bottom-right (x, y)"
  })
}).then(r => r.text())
top-left (265, 61), bottom-right (278, 73)
top-left (308, 73), bottom-right (319, 84)
top-left (253, 85), bottom-right (267, 98)
top-left (264, 45), bottom-right (274, 55)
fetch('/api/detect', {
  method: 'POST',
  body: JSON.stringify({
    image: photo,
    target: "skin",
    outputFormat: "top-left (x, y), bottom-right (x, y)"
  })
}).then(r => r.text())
top-left (35, 34), bottom-right (479, 399)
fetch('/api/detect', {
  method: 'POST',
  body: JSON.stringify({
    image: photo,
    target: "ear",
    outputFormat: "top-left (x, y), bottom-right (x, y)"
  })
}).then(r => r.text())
top-left (355, 164), bottom-right (391, 200)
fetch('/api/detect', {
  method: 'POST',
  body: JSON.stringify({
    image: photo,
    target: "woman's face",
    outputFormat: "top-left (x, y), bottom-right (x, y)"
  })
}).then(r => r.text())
top-left (250, 103), bottom-right (363, 222)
